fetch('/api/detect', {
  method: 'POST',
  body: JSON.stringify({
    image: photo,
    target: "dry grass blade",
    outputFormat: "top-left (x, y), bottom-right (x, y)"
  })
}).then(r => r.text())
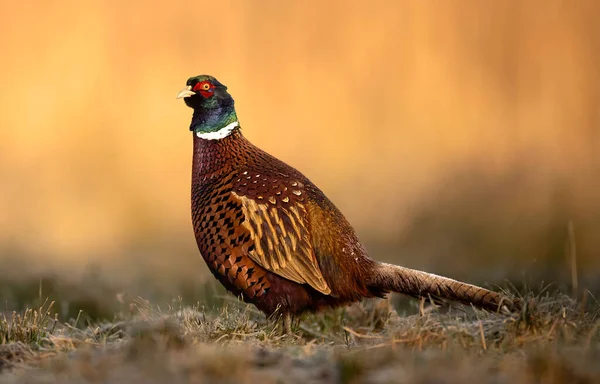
top-left (478, 321), bottom-right (487, 351)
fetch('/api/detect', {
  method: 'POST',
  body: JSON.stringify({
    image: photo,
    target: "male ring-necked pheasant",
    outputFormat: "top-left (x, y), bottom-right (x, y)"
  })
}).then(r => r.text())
top-left (177, 75), bottom-right (516, 330)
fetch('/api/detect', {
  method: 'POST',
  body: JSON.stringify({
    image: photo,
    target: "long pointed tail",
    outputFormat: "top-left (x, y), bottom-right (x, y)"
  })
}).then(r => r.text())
top-left (370, 262), bottom-right (519, 313)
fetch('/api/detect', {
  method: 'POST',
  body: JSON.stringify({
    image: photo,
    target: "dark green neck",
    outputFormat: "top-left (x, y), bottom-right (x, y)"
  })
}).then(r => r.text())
top-left (190, 98), bottom-right (238, 134)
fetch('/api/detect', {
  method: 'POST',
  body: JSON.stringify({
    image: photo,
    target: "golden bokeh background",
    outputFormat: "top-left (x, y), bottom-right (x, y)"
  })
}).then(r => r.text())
top-left (1, 1), bottom-right (599, 300)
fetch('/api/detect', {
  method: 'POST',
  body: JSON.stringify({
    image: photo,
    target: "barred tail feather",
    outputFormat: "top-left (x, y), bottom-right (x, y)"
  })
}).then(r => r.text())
top-left (371, 262), bottom-right (519, 313)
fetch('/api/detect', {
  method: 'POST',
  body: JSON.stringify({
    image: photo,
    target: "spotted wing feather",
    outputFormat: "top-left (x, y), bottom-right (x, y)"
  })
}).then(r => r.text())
top-left (232, 171), bottom-right (331, 295)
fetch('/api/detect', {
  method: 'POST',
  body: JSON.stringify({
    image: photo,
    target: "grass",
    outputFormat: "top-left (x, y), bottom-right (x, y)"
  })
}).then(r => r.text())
top-left (0, 285), bottom-right (598, 383)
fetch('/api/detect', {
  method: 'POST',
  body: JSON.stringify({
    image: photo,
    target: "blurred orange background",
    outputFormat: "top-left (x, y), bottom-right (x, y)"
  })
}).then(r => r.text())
top-left (1, 1), bottom-right (598, 297)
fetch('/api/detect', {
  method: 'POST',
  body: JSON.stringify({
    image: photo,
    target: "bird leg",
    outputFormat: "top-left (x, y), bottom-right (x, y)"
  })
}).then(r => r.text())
top-left (269, 311), bottom-right (295, 336)
top-left (283, 312), bottom-right (293, 335)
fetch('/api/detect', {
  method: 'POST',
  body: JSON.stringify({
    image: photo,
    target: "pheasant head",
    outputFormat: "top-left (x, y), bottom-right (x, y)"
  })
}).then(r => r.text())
top-left (177, 75), bottom-right (239, 140)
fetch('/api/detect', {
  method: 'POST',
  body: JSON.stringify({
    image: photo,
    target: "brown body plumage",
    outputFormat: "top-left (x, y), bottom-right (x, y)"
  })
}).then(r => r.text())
top-left (190, 129), bottom-right (515, 317)
top-left (180, 75), bottom-right (516, 321)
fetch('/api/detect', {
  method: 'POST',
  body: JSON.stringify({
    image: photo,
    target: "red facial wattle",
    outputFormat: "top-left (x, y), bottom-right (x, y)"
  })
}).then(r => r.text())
top-left (193, 81), bottom-right (215, 98)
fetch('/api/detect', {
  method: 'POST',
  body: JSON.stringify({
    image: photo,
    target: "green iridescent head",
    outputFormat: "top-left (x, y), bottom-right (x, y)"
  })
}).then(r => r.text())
top-left (177, 75), bottom-right (239, 139)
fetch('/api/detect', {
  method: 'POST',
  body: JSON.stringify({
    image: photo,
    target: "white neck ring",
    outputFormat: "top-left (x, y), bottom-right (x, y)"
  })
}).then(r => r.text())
top-left (196, 121), bottom-right (239, 140)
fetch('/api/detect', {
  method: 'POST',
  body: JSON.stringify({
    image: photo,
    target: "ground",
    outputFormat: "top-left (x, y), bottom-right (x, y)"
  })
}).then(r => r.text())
top-left (0, 288), bottom-right (599, 383)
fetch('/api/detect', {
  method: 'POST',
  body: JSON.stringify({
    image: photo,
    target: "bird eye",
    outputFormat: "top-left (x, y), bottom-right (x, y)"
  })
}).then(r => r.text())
top-left (193, 81), bottom-right (212, 92)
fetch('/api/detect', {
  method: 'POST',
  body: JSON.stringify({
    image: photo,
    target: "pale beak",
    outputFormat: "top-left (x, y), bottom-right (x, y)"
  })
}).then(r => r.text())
top-left (176, 85), bottom-right (195, 99)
